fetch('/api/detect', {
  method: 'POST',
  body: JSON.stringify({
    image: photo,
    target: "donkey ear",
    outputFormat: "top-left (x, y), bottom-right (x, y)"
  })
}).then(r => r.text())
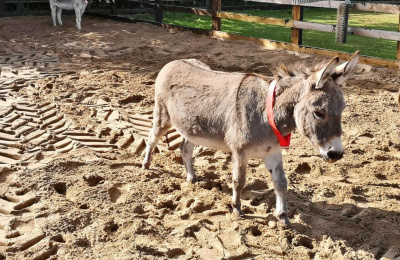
top-left (333, 51), bottom-right (360, 85)
top-left (315, 57), bottom-right (340, 89)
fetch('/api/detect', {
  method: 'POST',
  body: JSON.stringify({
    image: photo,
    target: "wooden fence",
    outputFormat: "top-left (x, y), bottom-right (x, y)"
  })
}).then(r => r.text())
top-left (116, 0), bottom-right (400, 68)
top-left (1, 0), bottom-right (400, 68)
top-left (0, 0), bottom-right (153, 17)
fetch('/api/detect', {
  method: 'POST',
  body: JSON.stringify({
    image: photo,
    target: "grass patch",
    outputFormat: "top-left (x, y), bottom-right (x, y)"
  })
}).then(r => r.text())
top-left (127, 8), bottom-right (399, 59)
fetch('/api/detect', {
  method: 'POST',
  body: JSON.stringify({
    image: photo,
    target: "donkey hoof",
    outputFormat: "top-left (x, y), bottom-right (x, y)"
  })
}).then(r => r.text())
top-left (278, 218), bottom-right (291, 229)
top-left (277, 213), bottom-right (291, 228)
top-left (232, 207), bottom-right (244, 216)
top-left (142, 162), bottom-right (150, 170)
top-left (187, 176), bottom-right (198, 184)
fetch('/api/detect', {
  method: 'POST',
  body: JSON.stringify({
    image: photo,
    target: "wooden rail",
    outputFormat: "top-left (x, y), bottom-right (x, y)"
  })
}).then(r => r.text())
top-left (244, 0), bottom-right (340, 8)
top-left (292, 21), bottom-right (400, 41)
top-left (217, 11), bottom-right (293, 26)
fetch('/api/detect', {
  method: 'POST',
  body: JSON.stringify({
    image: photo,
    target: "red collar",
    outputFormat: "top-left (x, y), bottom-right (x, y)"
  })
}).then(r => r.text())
top-left (267, 79), bottom-right (291, 149)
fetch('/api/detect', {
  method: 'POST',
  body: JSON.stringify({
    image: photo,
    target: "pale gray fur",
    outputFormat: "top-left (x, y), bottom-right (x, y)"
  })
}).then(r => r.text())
top-left (143, 52), bottom-right (359, 226)
top-left (49, 0), bottom-right (87, 30)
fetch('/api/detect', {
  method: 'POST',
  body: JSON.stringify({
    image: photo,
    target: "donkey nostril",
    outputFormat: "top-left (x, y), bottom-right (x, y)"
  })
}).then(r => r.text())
top-left (327, 151), bottom-right (343, 160)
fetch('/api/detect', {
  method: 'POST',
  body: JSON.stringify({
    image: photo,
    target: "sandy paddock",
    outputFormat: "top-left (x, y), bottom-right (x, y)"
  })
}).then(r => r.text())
top-left (0, 15), bottom-right (400, 259)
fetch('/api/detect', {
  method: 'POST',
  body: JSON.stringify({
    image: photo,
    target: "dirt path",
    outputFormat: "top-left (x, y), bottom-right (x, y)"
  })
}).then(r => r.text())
top-left (0, 16), bottom-right (400, 260)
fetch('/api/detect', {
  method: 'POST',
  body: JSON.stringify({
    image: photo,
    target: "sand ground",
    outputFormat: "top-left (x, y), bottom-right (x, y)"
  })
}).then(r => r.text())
top-left (0, 15), bottom-right (400, 260)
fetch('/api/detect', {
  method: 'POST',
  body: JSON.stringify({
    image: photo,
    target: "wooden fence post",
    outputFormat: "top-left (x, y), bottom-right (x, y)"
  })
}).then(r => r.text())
top-left (86, 1), bottom-right (91, 12)
top-left (155, 0), bottom-right (163, 23)
top-left (212, 0), bottom-right (221, 31)
top-left (336, 2), bottom-right (350, 44)
top-left (110, 1), bottom-right (116, 15)
top-left (397, 14), bottom-right (400, 60)
top-left (0, 0), bottom-right (5, 14)
top-left (291, 5), bottom-right (303, 45)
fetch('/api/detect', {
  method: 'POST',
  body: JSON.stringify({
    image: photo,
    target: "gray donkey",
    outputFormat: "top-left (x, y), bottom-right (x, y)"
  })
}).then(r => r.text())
top-left (143, 52), bottom-right (359, 226)
top-left (49, 0), bottom-right (88, 30)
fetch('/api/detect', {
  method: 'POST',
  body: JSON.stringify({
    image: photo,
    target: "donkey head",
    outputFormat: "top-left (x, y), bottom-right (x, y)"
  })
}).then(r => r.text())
top-left (291, 52), bottom-right (359, 163)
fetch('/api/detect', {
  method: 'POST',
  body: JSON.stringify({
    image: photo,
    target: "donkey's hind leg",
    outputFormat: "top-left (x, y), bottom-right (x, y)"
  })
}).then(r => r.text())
top-left (50, 5), bottom-right (57, 26)
top-left (180, 138), bottom-right (197, 183)
top-left (231, 151), bottom-right (249, 216)
top-left (56, 8), bottom-right (63, 25)
top-left (142, 103), bottom-right (171, 169)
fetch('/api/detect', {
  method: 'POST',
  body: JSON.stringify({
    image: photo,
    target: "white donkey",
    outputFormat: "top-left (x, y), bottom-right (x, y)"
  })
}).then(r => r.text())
top-left (49, 0), bottom-right (88, 30)
top-left (143, 52), bottom-right (360, 226)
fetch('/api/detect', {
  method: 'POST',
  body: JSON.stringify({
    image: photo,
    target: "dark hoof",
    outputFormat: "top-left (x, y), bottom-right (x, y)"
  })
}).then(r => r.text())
top-left (233, 207), bottom-right (244, 216)
top-left (277, 213), bottom-right (291, 229)
top-left (187, 176), bottom-right (198, 184)
top-left (142, 162), bottom-right (150, 170)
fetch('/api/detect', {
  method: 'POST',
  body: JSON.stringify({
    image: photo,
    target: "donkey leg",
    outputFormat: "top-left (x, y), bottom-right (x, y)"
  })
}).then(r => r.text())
top-left (51, 7), bottom-right (57, 26)
top-left (75, 8), bottom-right (81, 30)
top-left (81, 7), bottom-right (85, 18)
top-left (142, 103), bottom-right (171, 169)
top-left (56, 8), bottom-right (63, 25)
top-left (180, 138), bottom-right (197, 183)
top-left (231, 151), bottom-right (249, 216)
top-left (79, 7), bottom-right (85, 29)
top-left (264, 152), bottom-right (290, 226)
top-left (142, 126), bottom-right (170, 169)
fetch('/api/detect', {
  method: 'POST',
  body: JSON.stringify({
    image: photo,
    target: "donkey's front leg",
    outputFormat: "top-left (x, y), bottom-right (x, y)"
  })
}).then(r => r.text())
top-left (180, 138), bottom-right (197, 183)
top-left (264, 152), bottom-right (290, 226)
top-left (231, 151), bottom-right (249, 216)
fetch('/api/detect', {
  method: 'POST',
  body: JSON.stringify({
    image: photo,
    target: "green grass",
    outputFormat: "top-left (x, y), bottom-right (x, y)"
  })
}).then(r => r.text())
top-left (127, 8), bottom-right (399, 60)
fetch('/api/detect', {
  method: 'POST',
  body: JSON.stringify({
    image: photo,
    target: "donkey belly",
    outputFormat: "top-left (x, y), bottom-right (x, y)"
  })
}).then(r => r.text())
top-left (55, 3), bottom-right (75, 10)
top-left (246, 142), bottom-right (281, 158)
top-left (54, 0), bottom-right (77, 10)
top-left (172, 121), bottom-right (230, 151)
top-left (185, 135), bottom-right (230, 151)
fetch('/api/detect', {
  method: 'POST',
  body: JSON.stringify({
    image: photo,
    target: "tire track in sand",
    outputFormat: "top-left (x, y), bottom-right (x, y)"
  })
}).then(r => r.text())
top-left (0, 48), bottom-right (184, 259)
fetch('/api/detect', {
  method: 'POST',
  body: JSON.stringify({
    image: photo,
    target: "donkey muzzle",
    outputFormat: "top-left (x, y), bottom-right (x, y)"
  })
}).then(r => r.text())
top-left (319, 136), bottom-right (344, 163)
top-left (325, 150), bottom-right (344, 162)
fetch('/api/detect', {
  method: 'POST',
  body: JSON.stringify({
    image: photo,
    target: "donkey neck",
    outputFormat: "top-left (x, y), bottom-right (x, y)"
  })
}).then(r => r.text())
top-left (270, 82), bottom-right (303, 136)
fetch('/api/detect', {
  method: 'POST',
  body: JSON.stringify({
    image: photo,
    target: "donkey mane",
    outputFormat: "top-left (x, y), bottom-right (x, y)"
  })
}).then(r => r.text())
top-left (276, 59), bottom-right (328, 79)
top-left (274, 59), bottom-right (330, 95)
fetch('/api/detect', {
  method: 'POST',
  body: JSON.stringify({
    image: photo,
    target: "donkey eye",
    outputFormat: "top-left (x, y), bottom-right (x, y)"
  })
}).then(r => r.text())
top-left (313, 111), bottom-right (325, 119)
